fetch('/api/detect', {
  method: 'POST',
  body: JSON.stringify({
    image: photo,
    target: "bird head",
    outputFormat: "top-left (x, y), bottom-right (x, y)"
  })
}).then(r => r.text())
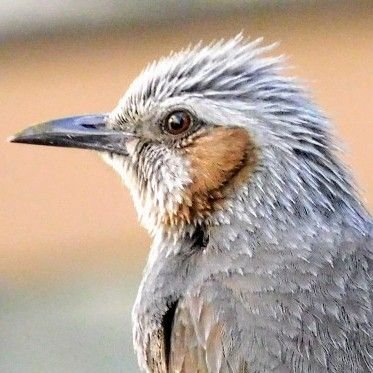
top-left (10, 35), bottom-right (355, 238)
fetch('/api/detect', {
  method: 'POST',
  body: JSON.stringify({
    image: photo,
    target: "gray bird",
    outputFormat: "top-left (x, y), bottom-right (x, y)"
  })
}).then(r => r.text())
top-left (10, 35), bottom-right (373, 372)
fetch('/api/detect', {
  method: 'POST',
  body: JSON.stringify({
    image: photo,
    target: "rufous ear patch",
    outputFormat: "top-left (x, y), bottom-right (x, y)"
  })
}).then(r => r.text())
top-left (163, 127), bottom-right (258, 226)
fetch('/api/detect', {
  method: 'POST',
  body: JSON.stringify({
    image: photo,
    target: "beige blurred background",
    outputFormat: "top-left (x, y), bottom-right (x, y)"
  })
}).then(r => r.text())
top-left (1, 1), bottom-right (372, 372)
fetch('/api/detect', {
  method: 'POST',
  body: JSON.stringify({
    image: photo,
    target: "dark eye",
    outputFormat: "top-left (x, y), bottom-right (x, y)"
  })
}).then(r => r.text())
top-left (164, 111), bottom-right (192, 135)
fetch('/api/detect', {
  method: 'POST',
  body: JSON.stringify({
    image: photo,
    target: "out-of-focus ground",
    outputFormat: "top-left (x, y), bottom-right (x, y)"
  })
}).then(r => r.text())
top-left (1, 2), bottom-right (372, 372)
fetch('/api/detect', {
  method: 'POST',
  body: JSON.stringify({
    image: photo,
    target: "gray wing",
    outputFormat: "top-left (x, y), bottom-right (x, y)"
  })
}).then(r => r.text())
top-left (168, 222), bottom-right (373, 373)
top-left (168, 278), bottom-right (288, 373)
top-left (169, 281), bottom-right (248, 373)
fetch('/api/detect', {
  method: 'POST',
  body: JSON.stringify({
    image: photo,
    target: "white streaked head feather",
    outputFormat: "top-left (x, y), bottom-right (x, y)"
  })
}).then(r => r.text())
top-left (104, 34), bottom-right (369, 240)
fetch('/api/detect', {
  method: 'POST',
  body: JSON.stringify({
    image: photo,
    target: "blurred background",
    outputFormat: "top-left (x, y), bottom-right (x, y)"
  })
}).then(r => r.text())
top-left (1, 1), bottom-right (372, 372)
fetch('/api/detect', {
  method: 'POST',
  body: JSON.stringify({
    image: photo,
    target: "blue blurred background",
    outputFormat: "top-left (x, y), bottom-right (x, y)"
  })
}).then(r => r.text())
top-left (1, 1), bottom-right (372, 372)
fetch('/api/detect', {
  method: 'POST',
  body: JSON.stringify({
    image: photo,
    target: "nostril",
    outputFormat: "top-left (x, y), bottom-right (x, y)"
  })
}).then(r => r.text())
top-left (81, 123), bottom-right (98, 129)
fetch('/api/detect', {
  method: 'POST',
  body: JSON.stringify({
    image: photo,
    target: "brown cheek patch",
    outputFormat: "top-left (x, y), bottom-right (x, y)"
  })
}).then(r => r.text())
top-left (163, 127), bottom-right (258, 226)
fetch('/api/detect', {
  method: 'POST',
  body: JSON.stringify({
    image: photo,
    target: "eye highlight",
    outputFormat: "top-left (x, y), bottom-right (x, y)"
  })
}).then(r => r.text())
top-left (164, 110), bottom-right (192, 135)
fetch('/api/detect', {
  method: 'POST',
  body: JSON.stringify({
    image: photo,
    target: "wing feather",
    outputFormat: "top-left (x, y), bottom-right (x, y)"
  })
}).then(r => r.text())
top-left (169, 285), bottom-right (247, 373)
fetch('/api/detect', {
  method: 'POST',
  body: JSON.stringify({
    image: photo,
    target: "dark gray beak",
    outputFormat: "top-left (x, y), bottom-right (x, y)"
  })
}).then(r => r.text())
top-left (9, 114), bottom-right (136, 155)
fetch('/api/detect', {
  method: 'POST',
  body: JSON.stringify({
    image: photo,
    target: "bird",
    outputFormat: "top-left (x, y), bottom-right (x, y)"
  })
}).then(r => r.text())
top-left (10, 35), bottom-right (373, 372)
